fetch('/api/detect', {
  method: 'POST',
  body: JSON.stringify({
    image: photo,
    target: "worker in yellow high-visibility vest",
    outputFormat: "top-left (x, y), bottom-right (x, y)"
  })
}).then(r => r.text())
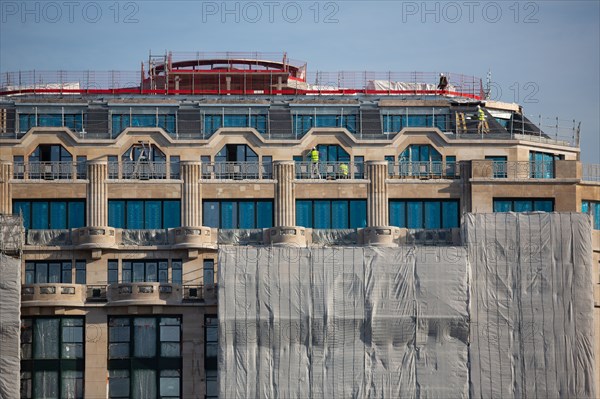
top-left (310, 147), bottom-right (320, 178)
top-left (477, 105), bottom-right (488, 134)
top-left (339, 163), bottom-right (349, 179)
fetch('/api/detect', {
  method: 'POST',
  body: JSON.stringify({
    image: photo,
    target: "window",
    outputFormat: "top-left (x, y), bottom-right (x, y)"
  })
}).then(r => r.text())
top-left (582, 201), bottom-right (600, 230)
top-left (122, 260), bottom-right (169, 283)
top-left (170, 156), bottom-right (180, 179)
top-left (529, 151), bottom-right (558, 178)
top-left (25, 261), bottom-right (73, 284)
top-left (13, 200), bottom-right (85, 230)
top-left (112, 114), bottom-right (175, 134)
top-left (76, 156), bottom-right (87, 179)
top-left (203, 200), bottom-right (273, 229)
top-left (172, 260), bottom-right (182, 285)
top-left (203, 113), bottom-right (267, 136)
top-left (19, 113), bottom-right (84, 133)
top-left (108, 316), bottom-right (181, 399)
top-left (13, 155), bottom-right (24, 179)
top-left (215, 144), bottom-right (258, 163)
top-left (75, 261), bottom-right (86, 284)
top-left (296, 200), bottom-right (367, 229)
top-left (399, 144), bottom-right (442, 162)
top-left (493, 199), bottom-right (554, 212)
top-left (21, 317), bottom-right (84, 398)
top-left (354, 156), bottom-right (364, 179)
top-left (204, 259), bottom-right (215, 285)
top-left (108, 260), bottom-right (119, 284)
top-left (389, 200), bottom-right (460, 229)
top-left (446, 155), bottom-right (457, 178)
top-left (485, 156), bottom-right (507, 178)
top-left (108, 200), bottom-right (180, 229)
top-left (205, 316), bottom-right (218, 399)
top-left (28, 144), bottom-right (72, 163)
top-left (383, 112), bottom-right (447, 133)
top-left (292, 113), bottom-right (358, 135)
top-left (316, 144), bottom-right (350, 163)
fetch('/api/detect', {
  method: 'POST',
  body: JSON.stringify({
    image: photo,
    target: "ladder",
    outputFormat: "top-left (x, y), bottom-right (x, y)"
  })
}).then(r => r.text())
top-left (131, 141), bottom-right (154, 179)
top-left (455, 112), bottom-right (467, 134)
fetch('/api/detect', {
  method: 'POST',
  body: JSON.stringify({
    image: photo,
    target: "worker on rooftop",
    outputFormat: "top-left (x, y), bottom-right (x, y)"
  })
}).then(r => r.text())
top-left (438, 73), bottom-right (448, 92)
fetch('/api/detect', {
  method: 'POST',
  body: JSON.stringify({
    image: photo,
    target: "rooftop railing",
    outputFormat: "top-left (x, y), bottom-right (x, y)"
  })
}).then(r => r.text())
top-left (583, 164), bottom-right (600, 182)
top-left (294, 161), bottom-right (364, 180)
top-left (13, 161), bottom-right (86, 180)
top-left (201, 162), bottom-right (272, 180)
top-left (387, 161), bottom-right (458, 179)
top-left (473, 161), bottom-right (556, 179)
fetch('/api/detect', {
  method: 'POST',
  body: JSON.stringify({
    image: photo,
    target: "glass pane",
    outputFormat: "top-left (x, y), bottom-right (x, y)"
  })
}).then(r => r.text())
top-left (582, 201), bottom-right (590, 213)
top-left (13, 201), bottom-right (31, 230)
top-left (256, 201), bottom-right (273, 229)
top-left (50, 202), bottom-right (67, 229)
top-left (34, 371), bottom-right (58, 398)
top-left (349, 200), bottom-right (367, 228)
top-left (34, 319), bottom-right (59, 359)
top-left (108, 201), bottom-right (125, 229)
top-left (514, 200), bottom-right (533, 212)
top-left (407, 202), bottom-right (423, 229)
top-left (32, 202), bottom-right (49, 229)
top-left (163, 200), bottom-right (181, 229)
top-left (134, 318), bottom-right (156, 357)
top-left (160, 325), bottom-right (180, 342)
top-left (493, 200), bottom-right (512, 212)
top-left (61, 370), bottom-right (83, 399)
top-left (239, 202), bottom-right (256, 229)
top-left (203, 201), bottom-right (219, 228)
top-left (145, 201), bottom-right (162, 229)
top-left (389, 201), bottom-right (406, 228)
top-left (132, 262), bottom-right (145, 283)
top-left (146, 262), bottom-right (158, 282)
top-left (534, 200), bottom-right (554, 212)
top-left (126, 201), bottom-right (144, 229)
top-left (122, 262), bottom-right (132, 283)
top-left (220, 201), bottom-right (237, 229)
top-left (36, 263), bottom-right (48, 284)
top-left (424, 201), bottom-right (441, 229)
top-left (171, 261), bottom-right (182, 285)
top-left (132, 369), bottom-right (157, 399)
top-left (160, 373), bottom-right (180, 397)
top-left (48, 263), bottom-right (61, 283)
top-left (313, 201), bottom-right (331, 229)
top-left (68, 201), bottom-right (85, 228)
top-left (331, 201), bottom-right (348, 229)
top-left (296, 200), bottom-right (312, 228)
top-left (109, 370), bottom-right (129, 398)
top-left (161, 342), bottom-right (181, 357)
top-left (442, 201), bottom-right (459, 228)
top-left (109, 343), bottom-right (129, 359)
top-left (63, 325), bottom-right (83, 343)
top-left (62, 343), bottom-right (83, 359)
top-left (204, 260), bottom-right (215, 285)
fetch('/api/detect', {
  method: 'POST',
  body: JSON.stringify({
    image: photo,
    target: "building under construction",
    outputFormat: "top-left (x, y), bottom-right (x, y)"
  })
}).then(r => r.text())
top-left (0, 51), bottom-right (599, 398)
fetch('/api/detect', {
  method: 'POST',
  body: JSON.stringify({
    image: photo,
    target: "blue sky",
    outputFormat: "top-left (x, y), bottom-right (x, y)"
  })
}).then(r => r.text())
top-left (1, 0), bottom-right (598, 162)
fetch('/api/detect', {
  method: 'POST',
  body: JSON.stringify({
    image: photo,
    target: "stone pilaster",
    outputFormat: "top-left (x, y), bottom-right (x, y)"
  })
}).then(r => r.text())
top-left (87, 160), bottom-right (107, 226)
top-left (274, 161), bottom-right (295, 226)
top-left (367, 161), bottom-right (388, 226)
top-left (0, 161), bottom-right (12, 215)
top-left (181, 161), bottom-right (202, 226)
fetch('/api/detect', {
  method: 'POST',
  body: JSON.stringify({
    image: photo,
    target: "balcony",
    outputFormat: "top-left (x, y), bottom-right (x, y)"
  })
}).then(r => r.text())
top-left (21, 283), bottom-right (86, 306)
top-left (13, 161), bottom-right (86, 180)
top-left (75, 227), bottom-right (116, 249)
top-left (471, 160), bottom-right (575, 180)
top-left (387, 161), bottom-right (458, 179)
top-left (201, 162), bottom-right (272, 180)
top-left (108, 161), bottom-right (180, 180)
top-left (106, 282), bottom-right (182, 305)
top-left (182, 284), bottom-right (217, 302)
top-left (295, 161), bottom-right (365, 180)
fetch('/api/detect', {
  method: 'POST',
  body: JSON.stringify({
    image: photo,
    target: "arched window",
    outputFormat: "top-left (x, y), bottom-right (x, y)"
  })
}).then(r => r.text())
top-left (215, 144), bottom-right (258, 162)
top-left (121, 143), bottom-right (166, 162)
top-left (316, 144), bottom-right (350, 162)
top-left (29, 144), bottom-right (72, 163)
top-left (399, 144), bottom-right (441, 162)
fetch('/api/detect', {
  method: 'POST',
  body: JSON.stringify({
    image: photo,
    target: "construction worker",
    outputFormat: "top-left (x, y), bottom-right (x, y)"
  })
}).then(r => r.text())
top-left (477, 105), bottom-right (488, 134)
top-left (438, 73), bottom-right (448, 91)
top-left (310, 146), bottom-right (320, 178)
top-left (339, 162), bottom-right (349, 179)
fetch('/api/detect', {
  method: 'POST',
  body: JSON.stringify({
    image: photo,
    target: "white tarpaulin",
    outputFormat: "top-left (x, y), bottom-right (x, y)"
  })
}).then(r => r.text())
top-left (218, 212), bottom-right (595, 398)
top-left (366, 80), bottom-right (456, 92)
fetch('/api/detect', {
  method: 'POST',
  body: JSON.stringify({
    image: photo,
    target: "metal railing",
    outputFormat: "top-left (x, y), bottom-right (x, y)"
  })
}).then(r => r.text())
top-left (387, 161), bottom-right (458, 179)
top-left (479, 161), bottom-right (555, 179)
top-left (583, 164), bottom-right (600, 182)
top-left (13, 161), bottom-right (86, 180)
top-left (295, 161), bottom-right (364, 179)
top-left (107, 161), bottom-right (179, 180)
top-left (201, 162), bottom-right (272, 180)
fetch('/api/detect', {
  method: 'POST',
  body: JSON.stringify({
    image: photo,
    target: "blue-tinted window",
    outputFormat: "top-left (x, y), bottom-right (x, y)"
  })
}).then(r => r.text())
top-left (493, 199), bottom-right (554, 212)
top-left (582, 201), bottom-right (600, 230)
top-left (315, 144), bottom-right (350, 162)
top-left (13, 200), bottom-right (85, 230)
top-left (383, 114), bottom-right (447, 133)
top-left (18, 114), bottom-right (83, 132)
top-left (295, 200), bottom-right (367, 229)
top-left (293, 113), bottom-right (358, 135)
top-left (389, 200), bottom-right (460, 229)
top-left (529, 151), bottom-right (557, 178)
top-left (25, 261), bottom-right (73, 284)
top-left (108, 200), bottom-right (180, 229)
top-left (112, 114), bottom-right (175, 135)
top-left (399, 144), bottom-right (442, 162)
top-left (202, 200), bottom-right (273, 229)
top-left (204, 114), bottom-right (267, 136)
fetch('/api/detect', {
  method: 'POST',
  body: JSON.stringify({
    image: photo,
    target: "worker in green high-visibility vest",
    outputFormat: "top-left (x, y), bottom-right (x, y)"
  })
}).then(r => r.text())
top-left (339, 163), bottom-right (349, 179)
top-left (310, 147), bottom-right (320, 178)
top-left (477, 105), bottom-right (488, 134)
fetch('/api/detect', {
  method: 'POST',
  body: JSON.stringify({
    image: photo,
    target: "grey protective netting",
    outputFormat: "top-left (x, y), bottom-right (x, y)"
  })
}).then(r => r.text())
top-left (218, 212), bottom-right (595, 398)
top-left (0, 254), bottom-right (21, 399)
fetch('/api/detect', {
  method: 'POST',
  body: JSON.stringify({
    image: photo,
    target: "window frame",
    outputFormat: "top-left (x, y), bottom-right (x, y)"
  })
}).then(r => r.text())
top-left (389, 199), bottom-right (460, 229)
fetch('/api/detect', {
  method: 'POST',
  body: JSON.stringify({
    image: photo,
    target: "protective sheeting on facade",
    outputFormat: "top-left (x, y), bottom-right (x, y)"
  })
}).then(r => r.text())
top-left (366, 80), bottom-right (456, 93)
top-left (121, 229), bottom-right (168, 246)
top-left (0, 254), bottom-right (21, 399)
top-left (219, 246), bottom-right (470, 398)
top-left (465, 212), bottom-right (595, 399)
top-left (311, 228), bottom-right (358, 245)
top-left (218, 213), bottom-right (595, 398)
